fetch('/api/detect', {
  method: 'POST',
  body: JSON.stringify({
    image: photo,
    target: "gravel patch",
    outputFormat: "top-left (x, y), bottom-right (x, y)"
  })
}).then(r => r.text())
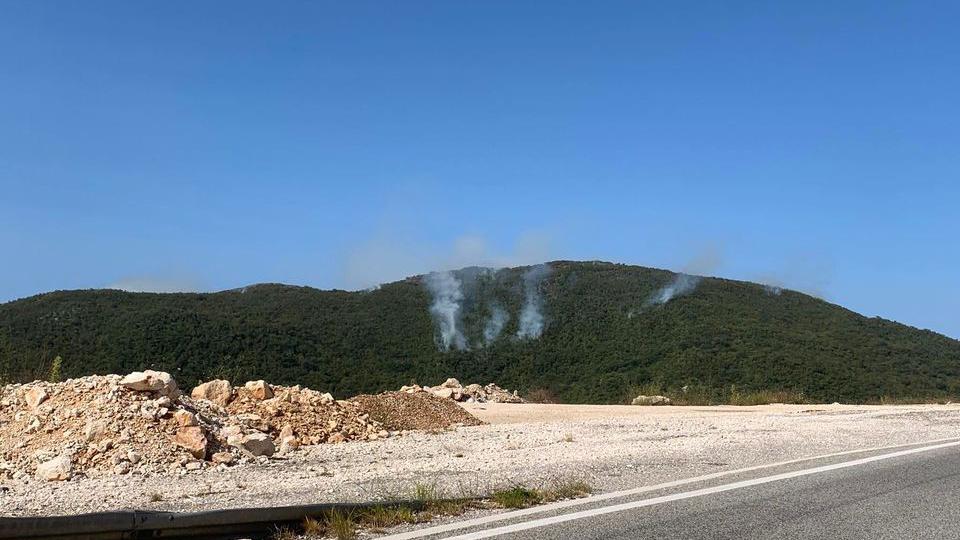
top-left (350, 392), bottom-right (483, 431)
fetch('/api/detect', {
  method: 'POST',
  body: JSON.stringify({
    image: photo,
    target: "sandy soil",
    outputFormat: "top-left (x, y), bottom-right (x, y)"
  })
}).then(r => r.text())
top-left (3, 403), bottom-right (959, 517)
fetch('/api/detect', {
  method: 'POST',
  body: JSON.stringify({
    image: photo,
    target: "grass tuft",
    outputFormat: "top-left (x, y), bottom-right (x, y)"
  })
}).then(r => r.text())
top-left (541, 479), bottom-right (593, 502)
top-left (325, 509), bottom-right (356, 540)
top-left (302, 515), bottom-right (325, 536)
top-left (492, 486), bottom-right (542, 508)
top-left (271, 526), bottom-right (299, 540)
top-left (412, 481), bottom-right (441, 503)
top-left (359, 504), bottom-right (417, 530)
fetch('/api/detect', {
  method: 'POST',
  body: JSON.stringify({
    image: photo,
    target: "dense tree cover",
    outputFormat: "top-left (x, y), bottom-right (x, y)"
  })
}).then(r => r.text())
top-left (1, 261), bottom-right (958, 403)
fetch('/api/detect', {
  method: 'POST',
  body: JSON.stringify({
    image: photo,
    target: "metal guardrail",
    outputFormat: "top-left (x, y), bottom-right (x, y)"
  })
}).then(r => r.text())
top-left (0, 500), bottom-right (438, 539)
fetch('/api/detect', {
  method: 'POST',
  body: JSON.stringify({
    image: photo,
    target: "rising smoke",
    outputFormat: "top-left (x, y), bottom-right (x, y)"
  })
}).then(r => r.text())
top-left (644, 247), bottom-right (721, 307)
top-left (483, 303), bottom-right (509, 345)
top-left (646, 273), bottom-right (701, 306)
top-left (424, 271), bottom-right (468, 351)
top-left (517, 263), bottom-right (552, 339)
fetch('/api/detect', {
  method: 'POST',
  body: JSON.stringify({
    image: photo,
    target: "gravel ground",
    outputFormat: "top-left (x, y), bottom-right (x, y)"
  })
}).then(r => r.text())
top-left (3, 403), bottom-right (959, 517)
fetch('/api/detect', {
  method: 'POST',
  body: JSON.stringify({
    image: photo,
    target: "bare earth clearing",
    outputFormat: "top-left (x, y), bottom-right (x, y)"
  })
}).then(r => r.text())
top-left (3, 402), bottom-right (959, 517)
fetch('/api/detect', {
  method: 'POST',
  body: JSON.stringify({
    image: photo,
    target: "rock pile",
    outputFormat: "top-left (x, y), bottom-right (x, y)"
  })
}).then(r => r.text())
top-left (1, 374), bottom-right (206, 482)
top-left (225, 381), bottom-right (390, 445)
top-left (0, 372), bottom-right (392, 482)
top-left (631, 395), bottom-right (671, 406)
top-left (399, 378), bottom-right (525, 404)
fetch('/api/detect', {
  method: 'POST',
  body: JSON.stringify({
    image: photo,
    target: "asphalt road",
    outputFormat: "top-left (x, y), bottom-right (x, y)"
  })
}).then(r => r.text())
top-left (389, 440), bottom-right (960, 540)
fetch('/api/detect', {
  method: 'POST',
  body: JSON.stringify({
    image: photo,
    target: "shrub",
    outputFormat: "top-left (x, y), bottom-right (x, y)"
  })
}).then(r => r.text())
top-left (48, 355), bottom-right (62, 383)
top-left (525, 388), bottom-right (561, 403)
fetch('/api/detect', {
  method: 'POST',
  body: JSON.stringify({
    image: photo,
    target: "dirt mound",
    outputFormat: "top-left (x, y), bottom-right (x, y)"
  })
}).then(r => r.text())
top-left (350, 391), bottom-right (484, 431)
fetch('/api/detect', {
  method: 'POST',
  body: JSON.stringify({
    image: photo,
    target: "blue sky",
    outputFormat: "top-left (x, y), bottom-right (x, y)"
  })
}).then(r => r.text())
top-left (1, 1), bottom-right (958, 337)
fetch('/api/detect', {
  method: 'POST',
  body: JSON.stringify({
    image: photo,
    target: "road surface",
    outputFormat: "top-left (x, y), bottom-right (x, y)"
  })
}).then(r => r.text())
top-left (385, 439), bottom-right (960, 539)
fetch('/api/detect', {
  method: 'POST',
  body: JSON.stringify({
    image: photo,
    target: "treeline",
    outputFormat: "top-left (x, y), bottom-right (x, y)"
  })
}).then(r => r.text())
top-left (1, 261), bottom-right (959, 403)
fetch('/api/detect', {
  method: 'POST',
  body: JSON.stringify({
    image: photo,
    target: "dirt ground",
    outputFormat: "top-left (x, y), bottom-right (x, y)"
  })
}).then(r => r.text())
top-left (3, 403), bottom-right (960, 517)
top-left (460, 402), bottom-right (929, 423)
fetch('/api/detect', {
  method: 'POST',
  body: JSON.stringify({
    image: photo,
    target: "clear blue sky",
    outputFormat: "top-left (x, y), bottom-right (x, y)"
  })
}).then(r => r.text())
top-left (1, 1), bottom-right (958, 338)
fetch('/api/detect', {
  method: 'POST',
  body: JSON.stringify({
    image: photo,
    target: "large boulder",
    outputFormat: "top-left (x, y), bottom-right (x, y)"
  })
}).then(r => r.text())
top-left (244, 380), bottom-right (274, 400)
top-left (431, 387), bottom-right (455, 400)
top-left (36, 454), bottom-right (73, 481)
top-left (174, 426), bottom-right (208, 459)
top-left (631, 395), bottom-right (671, 406)
top-left (278, 424), bottom-right (298, 453)
top-left (231, 432), bottom-right (275, 457)
top-left (24, 387), bottom-right (49, 409)
top-left (191, 380), bottom-right (234, 407)
top-left (120, 370), bottom-right (180, 399)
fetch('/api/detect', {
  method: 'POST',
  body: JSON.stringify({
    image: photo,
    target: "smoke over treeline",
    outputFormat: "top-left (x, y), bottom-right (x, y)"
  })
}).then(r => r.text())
top-left (517, 264), bottom-right (551, 339)
top-left (483, 304), bottom-right (509, 345)
top-left (646, 273), bottom-right (701, 306)
top-left (423, 263), bottom-right (553, 351)
top-left (643, 248), bottom-right (722, 308)
top-left (424, 271), bottom-right (468, 351)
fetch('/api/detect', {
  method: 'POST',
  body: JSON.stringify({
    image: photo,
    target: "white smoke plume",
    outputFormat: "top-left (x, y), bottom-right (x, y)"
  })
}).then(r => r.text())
top-left (646, 273), bottom-right (701, 306)
top-left (645, 247), bottom-right (721, 307)
top-left (517, 263), bottom-right (552, 339)
top-left (483, 303), bottom-right (509, 345)
top-left (763, 284), bottom-right (783, 296)
top-left (424, 271), bottom-right (468, 351)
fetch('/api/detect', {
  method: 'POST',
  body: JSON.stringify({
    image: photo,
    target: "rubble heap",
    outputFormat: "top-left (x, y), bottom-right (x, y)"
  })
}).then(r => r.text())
top-left (0, 372), bottom-right (393, 482)
top-left (399, 378), bottom-right (525, 404)
top-left (226, 382), bottom-right (389, 445)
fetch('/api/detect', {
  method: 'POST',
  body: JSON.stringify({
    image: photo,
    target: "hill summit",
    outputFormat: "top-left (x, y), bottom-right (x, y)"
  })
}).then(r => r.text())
top-left (1, 261), bottom-right (958, 403)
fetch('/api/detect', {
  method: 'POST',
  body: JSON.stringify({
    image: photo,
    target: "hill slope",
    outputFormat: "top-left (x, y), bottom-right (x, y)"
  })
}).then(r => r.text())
top-left (1, 261), bottom-right (958, 403)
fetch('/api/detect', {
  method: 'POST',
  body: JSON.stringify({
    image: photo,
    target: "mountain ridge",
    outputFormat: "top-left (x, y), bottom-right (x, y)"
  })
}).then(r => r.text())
top-left (1, 260), bottom-right (957, 403)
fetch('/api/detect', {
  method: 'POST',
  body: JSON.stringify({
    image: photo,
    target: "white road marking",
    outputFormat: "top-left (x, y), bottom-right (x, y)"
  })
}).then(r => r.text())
top-left (381, 437), bottom-right (960, 540)
top-left (442, 440), bottom-right (960, 539)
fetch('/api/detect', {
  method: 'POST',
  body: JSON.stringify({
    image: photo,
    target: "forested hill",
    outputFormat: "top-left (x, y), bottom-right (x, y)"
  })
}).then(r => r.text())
top-left (1, 261), bottom-right (958, 404)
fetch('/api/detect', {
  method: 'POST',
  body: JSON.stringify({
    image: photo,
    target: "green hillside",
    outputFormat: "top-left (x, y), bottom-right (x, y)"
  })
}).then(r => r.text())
top-left (1, 261), bottom-right (958, 404)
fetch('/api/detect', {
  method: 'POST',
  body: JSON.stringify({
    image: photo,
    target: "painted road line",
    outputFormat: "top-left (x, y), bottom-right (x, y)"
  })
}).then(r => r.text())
top-left (441, 440), bottom-right (960, 540)
top-left (381, 437), bottom-right (960, 540)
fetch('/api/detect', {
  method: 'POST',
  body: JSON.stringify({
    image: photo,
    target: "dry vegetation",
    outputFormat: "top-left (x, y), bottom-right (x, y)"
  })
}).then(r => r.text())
top-left (272, 478), bottom-right (593, 539)
top-left (629, 383), bottom-right (808, 406)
